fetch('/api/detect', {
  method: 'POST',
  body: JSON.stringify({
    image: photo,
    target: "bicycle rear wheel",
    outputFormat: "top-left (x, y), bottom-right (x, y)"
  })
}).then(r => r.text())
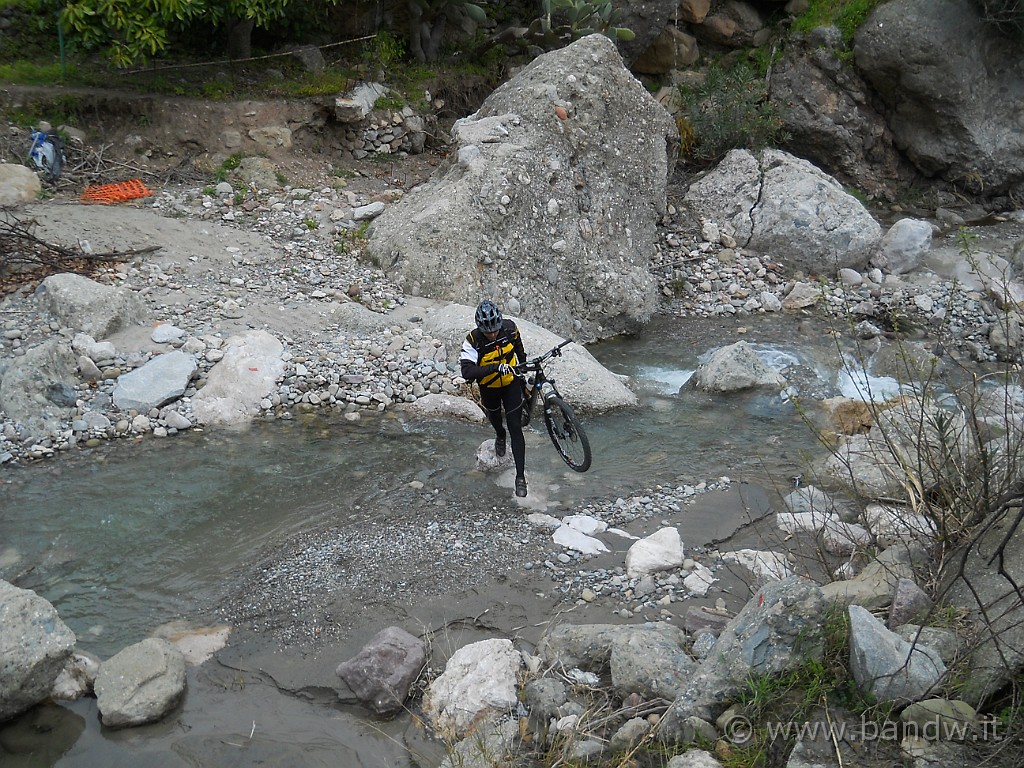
top-left (543, 395), bottom-right (592, 472)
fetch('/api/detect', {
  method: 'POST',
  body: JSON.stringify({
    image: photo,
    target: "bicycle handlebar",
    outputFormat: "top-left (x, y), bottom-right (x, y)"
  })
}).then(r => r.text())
top-left (515, 339), bottom-right (573, 374)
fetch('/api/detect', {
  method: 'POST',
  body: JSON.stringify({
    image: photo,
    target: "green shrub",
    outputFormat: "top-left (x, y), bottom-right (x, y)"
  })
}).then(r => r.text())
top-left (677, 60), bottom-right (788, 168)
top-left (791, 0), bottom-right (883, 45)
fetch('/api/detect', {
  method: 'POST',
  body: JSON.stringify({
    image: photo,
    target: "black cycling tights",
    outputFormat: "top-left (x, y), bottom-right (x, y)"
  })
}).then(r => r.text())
top-left (480, 385), bottom-right (526, 477)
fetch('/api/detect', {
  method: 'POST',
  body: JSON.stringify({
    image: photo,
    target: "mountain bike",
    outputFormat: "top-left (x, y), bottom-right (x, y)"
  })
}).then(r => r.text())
top-left (515, 339), bottom-right (592, 472)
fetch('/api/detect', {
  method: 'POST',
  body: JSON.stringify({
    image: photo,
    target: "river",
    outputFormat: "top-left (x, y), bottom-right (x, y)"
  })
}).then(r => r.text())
top-left (1, 314), bottom-right (851, 767)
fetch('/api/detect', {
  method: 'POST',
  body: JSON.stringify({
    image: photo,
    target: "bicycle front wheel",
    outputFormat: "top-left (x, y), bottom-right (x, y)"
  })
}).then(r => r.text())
top-left (543, 395), bottom-right (592, 472)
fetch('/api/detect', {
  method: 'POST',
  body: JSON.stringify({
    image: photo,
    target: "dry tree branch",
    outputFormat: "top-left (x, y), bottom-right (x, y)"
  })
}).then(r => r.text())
top-left (0, 211), bottom-right (161, 289)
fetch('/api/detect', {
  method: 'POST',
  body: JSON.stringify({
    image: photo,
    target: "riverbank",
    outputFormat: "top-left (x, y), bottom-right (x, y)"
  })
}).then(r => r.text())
top-left (4, 155), bottom-right (1024, 767)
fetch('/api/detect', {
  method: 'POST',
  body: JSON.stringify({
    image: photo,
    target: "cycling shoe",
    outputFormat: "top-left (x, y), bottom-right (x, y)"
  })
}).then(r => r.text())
top-left (515, 475), bottom-right (527, 497)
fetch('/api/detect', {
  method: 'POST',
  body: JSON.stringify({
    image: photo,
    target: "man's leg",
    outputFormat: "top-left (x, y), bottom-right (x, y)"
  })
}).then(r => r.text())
top-left (480, 388), bottom-right (506, 454)
top-left (502, 386), bottom-right (527, 496)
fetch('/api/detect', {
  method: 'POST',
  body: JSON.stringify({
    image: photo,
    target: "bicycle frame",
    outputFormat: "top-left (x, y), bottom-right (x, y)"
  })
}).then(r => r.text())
top-left (517, 339), bottom-right (572, 428)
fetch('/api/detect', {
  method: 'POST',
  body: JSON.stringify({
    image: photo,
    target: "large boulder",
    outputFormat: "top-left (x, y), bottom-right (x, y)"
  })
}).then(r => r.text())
top-left (658, 577), bottom-right (826, 739)
top-left (34, 273), bottom-right (146, 339)
top-left (191, 330), bottom-right (285, 427)
top-left (368, 34), bottom-right (678, 343)
top-left (816, 398), bottom-right (974, 501)
top-left (422, 638), bottom-right (522, 739)
top-left (848, 605), bottom-right (946, 705)
top-left (683, 149), bottom-right (881, 277)
top-left (941, 509), bottom-right (1024, 706)
top-left (854, 0), bottom-right (1024, 198)
top-left (768, 26), bottom-right (909, 198)
top-left (688, 340), bottom-right (786, 393)
top-left (0, 580), bottom-right (76, 722)
top-left (537, 623), bottom-right (688, 671)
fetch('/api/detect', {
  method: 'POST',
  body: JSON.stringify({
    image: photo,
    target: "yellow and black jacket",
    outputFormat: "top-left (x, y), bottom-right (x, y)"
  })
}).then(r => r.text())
top-left (460, 319), bottom-right (526, 389)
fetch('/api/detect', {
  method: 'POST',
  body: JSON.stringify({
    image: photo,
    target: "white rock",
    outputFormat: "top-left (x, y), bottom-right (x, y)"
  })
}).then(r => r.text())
top-left (722, 549), bottom-right (792, 584)
top-left (423, 638), bottom-right (522, 739)
top-left (625, 527), bottom-right (684, 577)
top-left (553, 525), bottom-right (609, 555)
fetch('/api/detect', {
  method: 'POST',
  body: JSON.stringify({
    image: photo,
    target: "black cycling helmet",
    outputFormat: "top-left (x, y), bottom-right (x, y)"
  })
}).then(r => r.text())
top-left (475, 300), bottom-right (503, 333)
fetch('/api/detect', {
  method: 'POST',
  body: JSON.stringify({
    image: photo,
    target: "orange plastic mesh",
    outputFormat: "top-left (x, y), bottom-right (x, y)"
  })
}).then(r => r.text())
top-left (80, 179), bottom-right (153, 204)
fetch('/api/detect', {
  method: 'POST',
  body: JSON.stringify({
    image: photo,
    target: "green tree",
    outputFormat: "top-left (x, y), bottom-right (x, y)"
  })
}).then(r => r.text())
top-left (60, 0), bottom-right (327, 67)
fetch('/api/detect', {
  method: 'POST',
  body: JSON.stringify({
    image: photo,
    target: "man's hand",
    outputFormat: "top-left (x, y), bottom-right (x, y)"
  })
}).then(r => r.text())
top-left (497, 363), bottom-right (513, 377)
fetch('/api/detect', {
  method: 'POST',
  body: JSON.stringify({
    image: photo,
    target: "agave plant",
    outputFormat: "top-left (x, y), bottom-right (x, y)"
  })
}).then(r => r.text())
top-left (524, 0), bottom-right (635, 51)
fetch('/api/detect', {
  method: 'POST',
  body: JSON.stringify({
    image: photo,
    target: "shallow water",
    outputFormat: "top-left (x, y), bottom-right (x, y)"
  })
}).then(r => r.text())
top-left (0, 315), bottom-right (836, 766)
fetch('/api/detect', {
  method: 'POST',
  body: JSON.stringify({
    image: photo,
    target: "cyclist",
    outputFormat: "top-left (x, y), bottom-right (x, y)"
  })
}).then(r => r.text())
top-left (460, 300), bottom-right (529, 498)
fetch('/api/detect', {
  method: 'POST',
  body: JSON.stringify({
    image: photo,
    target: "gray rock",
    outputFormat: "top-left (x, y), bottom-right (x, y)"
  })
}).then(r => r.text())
top-left (659, 578), bottom-right (826, 739)
top-left (113, 351), bottom-right (197, 412)
top-left (782, 282), bottom-right (822, 309)
top-left (689, 340), bottom-right (785, 393)
top-left (820, 543), bottom-right (920, 609)
top-left (0, 339), bottom-right (78, 437)
top-left (816, 398), bottom-right (973, 501)
top-left (403, 394), bottom-right (485, 422)
top-left (523, 677), bottom-right (567, 732)
top-left (895, 625), bottom-right (960, 665)
top-left (538, 623), bottom-right (687, 672)
top-left (368, 35), bottom-right (677, 343)
top-left (353, 201), bottom-right (386, 221)
top-left (335, 626), bottom-right (425, 716)
top-left (900, 698), bottom-right (977, 739)
top-left (71, 333), bottom-right (116, 362)
top-left (77, 355), bottom-right (102, 382)
top-left (855, 0), bottom-right (1024, 198)
top-left (683, 148), bottom-right (881, 276)
top-left (666, 748), bottom-right (725, 767)
top-left (610, 717), bottom-right (650, 751)
top-left (0, 580), bottom-right (76, 722)
top-left (150, 324), bottom-right (185, 344)
top-left (162, 410), bottom-right (192, 430)
top-left (35, 273), bottom-right (146, 339)
top-left (848, 605), bottom-right (946, 705)
top-left (610, 626), bottom-right (696, 699)
top-left (95, 638), bottom-right (186, 728)
top-left (940, 507), bottom-right (1024, 705)
top-left (770, 24), bottom-right (905, 201)
top-left (290, 43), bottom-right (324, 73)
top-left (0, 164), bottom-right (42, 206)
top-left (871, 218), bottom-right (933, 274)
top-left (690, 631), bottom-right (717, 660)
top-left (888, 578), bottom-right (933, 628)
top-left (683, 605), bottom-right (732, 637)
top-left (782, 485), bottom-right (839, 517)
top-left (335, 82), bottom-right (388, 123)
